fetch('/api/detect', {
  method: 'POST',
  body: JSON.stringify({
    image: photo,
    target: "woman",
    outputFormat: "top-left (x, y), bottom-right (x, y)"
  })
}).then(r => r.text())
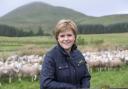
top-left (40, 19), bottom-right (91, 89)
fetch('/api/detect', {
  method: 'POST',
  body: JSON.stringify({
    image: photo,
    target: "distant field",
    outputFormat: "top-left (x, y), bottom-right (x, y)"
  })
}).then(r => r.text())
top-left (0, 36), bottom-right (55, 58)
top-left (79, 33), bottom-right (128, 45)
top-left (0, 33), bottom-right (128, 58)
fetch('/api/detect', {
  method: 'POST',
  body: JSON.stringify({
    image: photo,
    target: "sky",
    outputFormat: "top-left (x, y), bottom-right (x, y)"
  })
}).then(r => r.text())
top-left (0, 0), bottom-right (128, 17)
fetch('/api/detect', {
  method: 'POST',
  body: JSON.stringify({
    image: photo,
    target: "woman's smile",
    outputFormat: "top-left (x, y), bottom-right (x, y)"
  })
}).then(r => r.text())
top-left (57, 30), bottom-right (75, 52)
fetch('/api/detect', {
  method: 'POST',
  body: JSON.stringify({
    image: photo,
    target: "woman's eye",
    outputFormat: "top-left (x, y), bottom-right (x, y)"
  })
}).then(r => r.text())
top-left (60, 35), bottom-right (65, 37)
top-left (67, 34), bottom-right (72, 37)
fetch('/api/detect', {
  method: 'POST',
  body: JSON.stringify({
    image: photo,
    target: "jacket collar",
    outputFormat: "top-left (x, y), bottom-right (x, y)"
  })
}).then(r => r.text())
top-left (57, 43), bottom-right (77, 56)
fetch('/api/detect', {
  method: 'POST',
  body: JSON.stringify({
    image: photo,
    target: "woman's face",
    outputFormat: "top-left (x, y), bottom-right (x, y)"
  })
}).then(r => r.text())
top-left (57, 30), bottom-right (75, 52)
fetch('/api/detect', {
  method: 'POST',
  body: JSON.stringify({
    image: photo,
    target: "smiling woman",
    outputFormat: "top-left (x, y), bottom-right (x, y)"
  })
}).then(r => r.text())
top-left (55, 19), bottom-right (77, 53)
top-left (57, 30), bottom-right (75, 53)
top-left (40, 19), bottom-right (91, 89)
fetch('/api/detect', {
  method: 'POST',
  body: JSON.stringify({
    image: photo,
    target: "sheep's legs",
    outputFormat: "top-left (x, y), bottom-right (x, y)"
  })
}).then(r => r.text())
top-left (34, 75), bottom-right (37, 81)
top-left (9, 77), bottom-right (12, 83)
top-left (31, 75), bottom-right (37, 82)
top-left (18, 77), bottom-right (22, 82)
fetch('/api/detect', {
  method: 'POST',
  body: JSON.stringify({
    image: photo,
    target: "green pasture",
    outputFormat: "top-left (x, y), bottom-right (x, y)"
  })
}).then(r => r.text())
top-left (91, 65), bottom-right (128, 89)
top-left (0, 36), bottom-right (55, 58)
top-left (79, 33), bottom-right (128, 45)
top-left (0, 65), bottom-right (128, 89)
top-left (0, 33), bottom-right (128, 58)
top-left (0, 33), bottom-right (128, 89)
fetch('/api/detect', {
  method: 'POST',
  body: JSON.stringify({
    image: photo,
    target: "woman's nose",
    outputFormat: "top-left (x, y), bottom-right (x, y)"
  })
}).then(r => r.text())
top-left (64, 36), bottom-right (68, 40)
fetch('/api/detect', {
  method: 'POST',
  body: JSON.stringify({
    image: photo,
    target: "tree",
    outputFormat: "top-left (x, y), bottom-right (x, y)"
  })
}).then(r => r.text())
top-left (36, 26), bottom-right (44, 36)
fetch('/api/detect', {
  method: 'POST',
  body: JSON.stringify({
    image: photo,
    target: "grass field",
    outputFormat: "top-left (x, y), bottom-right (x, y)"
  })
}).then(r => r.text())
top-left (79, 33), bottom-right (128, 45)
top-left (0, 36), bottom-right (55, 58)
top-left (91, 65), bottom-right (128, 89)
top-left (0, 33), bottom-right (128, 58)
top-left (0, 65), bottom-right (128, 89)
top-left (0, 33), bottom-right (128, 89)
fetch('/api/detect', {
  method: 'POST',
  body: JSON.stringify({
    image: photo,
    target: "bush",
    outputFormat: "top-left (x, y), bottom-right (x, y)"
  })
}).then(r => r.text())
top-left (77, 36), bottom-right (86, 45)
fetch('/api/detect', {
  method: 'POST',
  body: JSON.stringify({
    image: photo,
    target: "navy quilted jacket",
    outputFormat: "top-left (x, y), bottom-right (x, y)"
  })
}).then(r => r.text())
top-left (40, 44), bottom-right (91, 89)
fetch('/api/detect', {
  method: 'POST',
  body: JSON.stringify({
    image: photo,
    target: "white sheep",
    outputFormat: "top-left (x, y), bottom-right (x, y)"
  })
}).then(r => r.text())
top-left (18, 63), bottom-right (40, 82)
top-left (0, 63), bottom-right (17, 84)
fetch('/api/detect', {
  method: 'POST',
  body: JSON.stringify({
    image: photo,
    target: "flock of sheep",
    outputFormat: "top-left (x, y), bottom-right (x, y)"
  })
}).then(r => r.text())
top-left (83, 49), bottom-right (128, 72)
top-left (0, 49), bottom-right (128, 85)
top-left (0, 55), bottom-right (42, 85)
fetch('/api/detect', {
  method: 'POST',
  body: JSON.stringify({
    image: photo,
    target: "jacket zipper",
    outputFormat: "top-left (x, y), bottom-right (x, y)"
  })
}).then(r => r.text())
top-left (68, 55), bottom-right (78, 84)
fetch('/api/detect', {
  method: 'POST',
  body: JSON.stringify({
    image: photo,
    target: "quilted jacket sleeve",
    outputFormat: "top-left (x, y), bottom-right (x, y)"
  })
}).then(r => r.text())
top-left (81, 63), bottom-right (91, 88)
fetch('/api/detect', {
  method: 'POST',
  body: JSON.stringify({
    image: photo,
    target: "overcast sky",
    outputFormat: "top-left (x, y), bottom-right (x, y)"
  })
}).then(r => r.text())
top-left (0, 0), bottom-right (128, 17)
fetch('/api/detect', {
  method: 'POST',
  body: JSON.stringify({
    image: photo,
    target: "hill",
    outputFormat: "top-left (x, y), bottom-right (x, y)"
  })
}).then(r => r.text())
top-left (0, 2), bottom-right (91, 34)
top-left (0, 2), bottom-right (128, 34)
top-left (80, 14), bottom-right (128, 25)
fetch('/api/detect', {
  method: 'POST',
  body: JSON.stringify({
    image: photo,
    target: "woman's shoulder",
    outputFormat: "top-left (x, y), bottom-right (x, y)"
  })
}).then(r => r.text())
top-left (73, 49), bottom-right (83, 55)
top-left (71, 49), bottom-right (84, 59)
top-left (45, 45), bottom-right (58, 57)
top-left (42, 46), bottom-right (58, 63)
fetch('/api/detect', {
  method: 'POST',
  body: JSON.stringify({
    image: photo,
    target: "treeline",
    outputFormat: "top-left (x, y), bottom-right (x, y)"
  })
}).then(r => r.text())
top-left (0, 23), bottom-right (128, 37)
top-left (0, 24), bottom-right (45, 37)
top-left (78, 22), bottom-right (128, 34)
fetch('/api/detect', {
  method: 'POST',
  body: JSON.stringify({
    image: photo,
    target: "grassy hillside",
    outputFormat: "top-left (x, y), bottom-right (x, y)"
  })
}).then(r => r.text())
top-left (80, 14), bottom-right (128, 25)
top-left (0, 2), bottom-right (90, 33)
top-left (0, 2), bottom-right (128, 34)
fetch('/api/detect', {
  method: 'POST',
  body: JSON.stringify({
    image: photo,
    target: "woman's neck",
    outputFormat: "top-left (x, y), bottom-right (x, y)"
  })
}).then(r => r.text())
top-left (65, 48), bottom-right (71, 54)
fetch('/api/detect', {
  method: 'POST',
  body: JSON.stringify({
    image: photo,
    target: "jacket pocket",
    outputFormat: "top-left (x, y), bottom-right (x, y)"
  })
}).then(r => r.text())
top-left (75, 60), bottom-right (86, 76)
top-left (57, 65), bottom-right (69, 82)
top-left (58, 65), bottom-right (68, 69)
